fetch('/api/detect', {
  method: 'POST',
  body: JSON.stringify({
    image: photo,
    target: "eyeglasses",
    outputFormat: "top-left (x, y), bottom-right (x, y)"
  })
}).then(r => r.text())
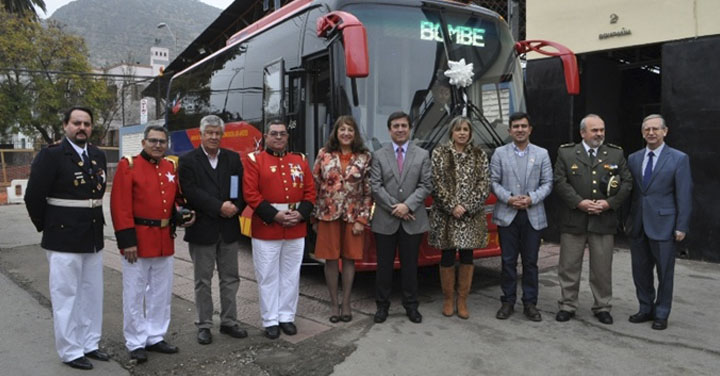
top-left (267, 131), bottom-right (288, 138)
top-left (145, 138), bottom-right (168, 145)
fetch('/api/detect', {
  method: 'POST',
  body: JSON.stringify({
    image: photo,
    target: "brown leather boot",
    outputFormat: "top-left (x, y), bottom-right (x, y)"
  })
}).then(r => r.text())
top-left (457, 264), bottom-right (474, 319)
top-left (439, 266), bottom-right (455, 317)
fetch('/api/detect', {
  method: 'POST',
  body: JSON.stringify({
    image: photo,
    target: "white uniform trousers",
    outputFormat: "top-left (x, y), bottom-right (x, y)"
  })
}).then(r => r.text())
top-left (122, 256), bottom-right (174, 351)
top-left (251, 237), bottom-right (304, 327)
top-left (46, 250), bottom-right (103, 362)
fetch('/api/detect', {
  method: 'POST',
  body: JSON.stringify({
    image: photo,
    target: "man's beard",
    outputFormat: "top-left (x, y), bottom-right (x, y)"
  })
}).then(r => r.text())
top-left (588, 138), bottom-right (604, 148)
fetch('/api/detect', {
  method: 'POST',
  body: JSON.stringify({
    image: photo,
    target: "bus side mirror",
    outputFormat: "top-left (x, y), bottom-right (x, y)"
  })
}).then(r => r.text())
top-left (317, 11), bottom-right (369, 78)
top-left (515, 40), bottom-right (580, 95)
top-left (341, 24), bottom-right (369, 78)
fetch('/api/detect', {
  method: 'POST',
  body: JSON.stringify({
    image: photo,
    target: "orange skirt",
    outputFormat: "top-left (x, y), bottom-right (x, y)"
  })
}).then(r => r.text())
top-left (314, 220), bottom-right (364, 260)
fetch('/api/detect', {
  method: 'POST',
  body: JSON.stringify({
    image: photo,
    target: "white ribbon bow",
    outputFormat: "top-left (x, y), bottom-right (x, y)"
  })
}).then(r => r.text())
top-left (444, 58), bottom-right (474, 88)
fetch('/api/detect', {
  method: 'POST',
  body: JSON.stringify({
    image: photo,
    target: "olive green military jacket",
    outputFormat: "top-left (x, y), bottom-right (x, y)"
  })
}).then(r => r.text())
top-left (553, 143), bottom-right (632, 235)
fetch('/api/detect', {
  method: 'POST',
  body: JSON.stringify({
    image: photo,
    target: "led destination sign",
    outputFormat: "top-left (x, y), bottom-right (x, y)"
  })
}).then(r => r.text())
top-left (420, 21), bottom-right (485, 47)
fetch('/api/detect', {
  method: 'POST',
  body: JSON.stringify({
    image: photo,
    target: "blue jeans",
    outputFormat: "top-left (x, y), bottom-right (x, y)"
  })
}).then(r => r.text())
top-left (498, 210), bottom-right (542, 305)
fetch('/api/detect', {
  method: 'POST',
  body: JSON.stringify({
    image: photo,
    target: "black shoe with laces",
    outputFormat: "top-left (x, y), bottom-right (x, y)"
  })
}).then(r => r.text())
top-left (220, 324), bottom-right (248, 338)
top-left (496, 303), bottom-right (514, 320)
top-left (279, 322), bottom-right (297, 335)
top-left (146, 340), bottom-right (179, 353)
top-left (523, 304), bottom-right (542, 322)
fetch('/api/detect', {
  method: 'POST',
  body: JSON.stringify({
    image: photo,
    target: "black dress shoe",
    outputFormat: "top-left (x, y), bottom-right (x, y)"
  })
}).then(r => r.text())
top-left (406, 308), bottom-right (423, 324)
top-left (279, 322), bottom-right (297, 335)
top-left (129, 348), bottom-right (148, 364)
top-left (555, 310), bottom-right (575, 322)
top-left (64, 356), bottom-right (93, 370)
top-left (146, 340), bottom-right (179, 354)
top-left (496, 303), bottom-right (514, 320)
top-left (220, 324), bottom-right (248, 338)
top-left (197, 328), bottom-right (212, 345)
top-left (264, 325), bottom-right (280, 339)
top-left (85, 349), bottom-right (110, 361)
top-left (629, 312), bottom-right (654, 323)
top-left (652, 319), bottom-right (668, 330)
top-left (523, 304), bottom-right (542, 322)
top-left (374, 308), bottom-right (389, 323)
top-left (594, 311), bottom-right (614, 325)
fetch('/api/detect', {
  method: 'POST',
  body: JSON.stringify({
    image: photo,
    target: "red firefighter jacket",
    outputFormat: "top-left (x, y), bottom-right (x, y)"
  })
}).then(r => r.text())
top-left (111, 151), bottom-right (183, 257)
top-left (243, 149), bottom-right (315, 240)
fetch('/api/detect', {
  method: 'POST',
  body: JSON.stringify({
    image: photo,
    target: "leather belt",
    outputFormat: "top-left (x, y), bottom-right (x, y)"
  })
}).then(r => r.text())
top-left (134, 217), bottom-right (171, 228)
top-left (270, 202), bottom-right (298, 211)
top-left (47, 197), bottom-right (102, 208)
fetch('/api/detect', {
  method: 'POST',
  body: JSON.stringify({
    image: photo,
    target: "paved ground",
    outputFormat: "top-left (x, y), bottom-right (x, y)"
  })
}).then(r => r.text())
top-left (1, 195), bottom-right (719, 375)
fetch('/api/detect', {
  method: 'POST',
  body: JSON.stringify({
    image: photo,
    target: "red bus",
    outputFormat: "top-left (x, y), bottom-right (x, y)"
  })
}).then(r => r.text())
top-left (165, 0), bottom-right (578, 271)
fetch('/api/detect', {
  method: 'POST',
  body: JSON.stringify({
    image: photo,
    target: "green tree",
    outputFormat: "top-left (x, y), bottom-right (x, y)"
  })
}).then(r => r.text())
top-left (2, 0), bottom-right (46, 18)
top-left (0, 8), bottom-right (115, 146)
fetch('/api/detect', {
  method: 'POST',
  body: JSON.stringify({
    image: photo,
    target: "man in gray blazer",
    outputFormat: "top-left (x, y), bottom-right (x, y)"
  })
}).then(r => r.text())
top-left (627, 114), bottom-right (692, 330)
top-left (490, 112), bottom-right (553, 321)
top-left (370, 111), bottom-right (432, 324)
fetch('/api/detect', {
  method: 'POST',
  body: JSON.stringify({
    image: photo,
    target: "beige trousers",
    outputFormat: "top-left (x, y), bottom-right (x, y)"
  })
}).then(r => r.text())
top-left (557, 232), bottom-right (614, 313)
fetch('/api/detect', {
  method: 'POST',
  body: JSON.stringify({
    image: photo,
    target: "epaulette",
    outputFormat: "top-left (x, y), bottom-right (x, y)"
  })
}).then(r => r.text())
top-left (292, 151), bottom-right (306, 161)
top-left (121, 155), bottom-right (135, 168)
top-left (164, 155), bottom-right (179, 171)
top-left (560, 143), bottom-right (575, 148)
top-left (606, 143), bottom-right (623, 150)
top-left (247, 151), bottom-right (257, 163)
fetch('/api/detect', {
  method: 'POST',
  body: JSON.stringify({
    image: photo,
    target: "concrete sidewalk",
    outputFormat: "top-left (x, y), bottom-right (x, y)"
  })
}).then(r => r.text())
top-left (334, 249), bottom-right (720, 375)
top-left (0, 271), bottom-right (129, 376)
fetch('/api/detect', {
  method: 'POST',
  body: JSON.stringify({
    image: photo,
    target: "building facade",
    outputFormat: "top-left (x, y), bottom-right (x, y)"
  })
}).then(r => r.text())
top-left (525, 0), bottom-right (720, 261)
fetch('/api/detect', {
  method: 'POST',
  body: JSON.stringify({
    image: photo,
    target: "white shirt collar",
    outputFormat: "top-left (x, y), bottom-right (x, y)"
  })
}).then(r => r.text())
top-left (66, 138), bottom-right (88, 158)
top-left (392, 141), bottom-right (408, 154)
top-left (201, 144), bottom-right (220, 159)
top-left (581, 140), bottom-right (598, 155)
top-left (646, 143), bottom-right (665, 157)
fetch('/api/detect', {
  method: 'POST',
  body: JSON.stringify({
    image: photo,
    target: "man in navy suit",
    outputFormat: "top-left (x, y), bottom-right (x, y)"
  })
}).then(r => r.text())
top-left (627, 114), bottom-right (692, 330)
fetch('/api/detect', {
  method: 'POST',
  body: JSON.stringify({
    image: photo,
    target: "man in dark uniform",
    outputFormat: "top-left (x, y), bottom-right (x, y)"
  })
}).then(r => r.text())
top-left (553, 114), bottom-right (632, 325)
top-left (111, 125), bottom-right (193, 363)
top-left (24, 106), bottom-right (109, 370)
top-left (243, 119), bottom-right (315, 339)
top-left (179, 115), bottom-right (248, 345)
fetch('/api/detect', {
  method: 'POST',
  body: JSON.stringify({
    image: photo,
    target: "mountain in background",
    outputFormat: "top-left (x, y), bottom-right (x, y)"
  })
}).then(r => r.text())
top-left (49, 0), bottom-right (222, 68)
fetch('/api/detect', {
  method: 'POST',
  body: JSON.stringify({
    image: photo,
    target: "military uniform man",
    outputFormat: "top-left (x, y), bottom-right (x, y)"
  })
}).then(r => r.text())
top-left (111, 125), bottom-right (192, 363)
top-left (24, 106), bottom-right (109, 370)
top-left (243, 120), bottom-right (315, 339)
top-left (553, 114), bottom-right (632, 325)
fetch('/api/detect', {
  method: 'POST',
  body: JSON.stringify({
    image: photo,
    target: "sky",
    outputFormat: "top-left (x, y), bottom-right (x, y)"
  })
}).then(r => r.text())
top-left (38, 0), bottom-right (236, 18)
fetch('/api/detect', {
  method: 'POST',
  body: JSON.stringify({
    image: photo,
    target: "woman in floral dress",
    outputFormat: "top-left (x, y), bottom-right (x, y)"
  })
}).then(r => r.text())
top-left (312, 116), bottom-right (372, 322)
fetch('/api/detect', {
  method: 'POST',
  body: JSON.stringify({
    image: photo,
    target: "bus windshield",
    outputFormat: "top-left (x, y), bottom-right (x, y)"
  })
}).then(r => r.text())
top-left (340, 4), bottom-right (524, 153)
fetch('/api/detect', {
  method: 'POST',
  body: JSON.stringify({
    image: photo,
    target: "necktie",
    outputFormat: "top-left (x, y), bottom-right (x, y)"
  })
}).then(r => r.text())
top-left (396, 147), bottom-right (404, 173)
top-left (643, 151), bottom-right (654, 188)
top-left (82, 151), bottom-right (93, 175)
top-left (588, 148), bottom-right (595, 161)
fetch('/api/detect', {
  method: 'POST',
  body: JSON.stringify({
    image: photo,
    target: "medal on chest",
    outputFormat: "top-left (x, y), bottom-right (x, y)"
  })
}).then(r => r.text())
top-left (288, 163), bottom-right (304, 188)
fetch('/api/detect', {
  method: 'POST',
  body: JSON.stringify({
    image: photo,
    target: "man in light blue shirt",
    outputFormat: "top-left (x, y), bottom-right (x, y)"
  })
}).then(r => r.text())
top-left (490, 112), bottom-right (553, 321)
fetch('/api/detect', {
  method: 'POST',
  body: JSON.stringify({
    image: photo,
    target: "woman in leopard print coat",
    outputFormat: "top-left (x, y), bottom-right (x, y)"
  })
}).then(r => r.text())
top-left (429, 115), bottom-right (489, 319)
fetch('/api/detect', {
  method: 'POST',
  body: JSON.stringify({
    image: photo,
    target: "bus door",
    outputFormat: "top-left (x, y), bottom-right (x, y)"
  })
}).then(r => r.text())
top-left (301, 52), bottom-right (332, 162)
top-left (286, 67), bottom-right (305, 154)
